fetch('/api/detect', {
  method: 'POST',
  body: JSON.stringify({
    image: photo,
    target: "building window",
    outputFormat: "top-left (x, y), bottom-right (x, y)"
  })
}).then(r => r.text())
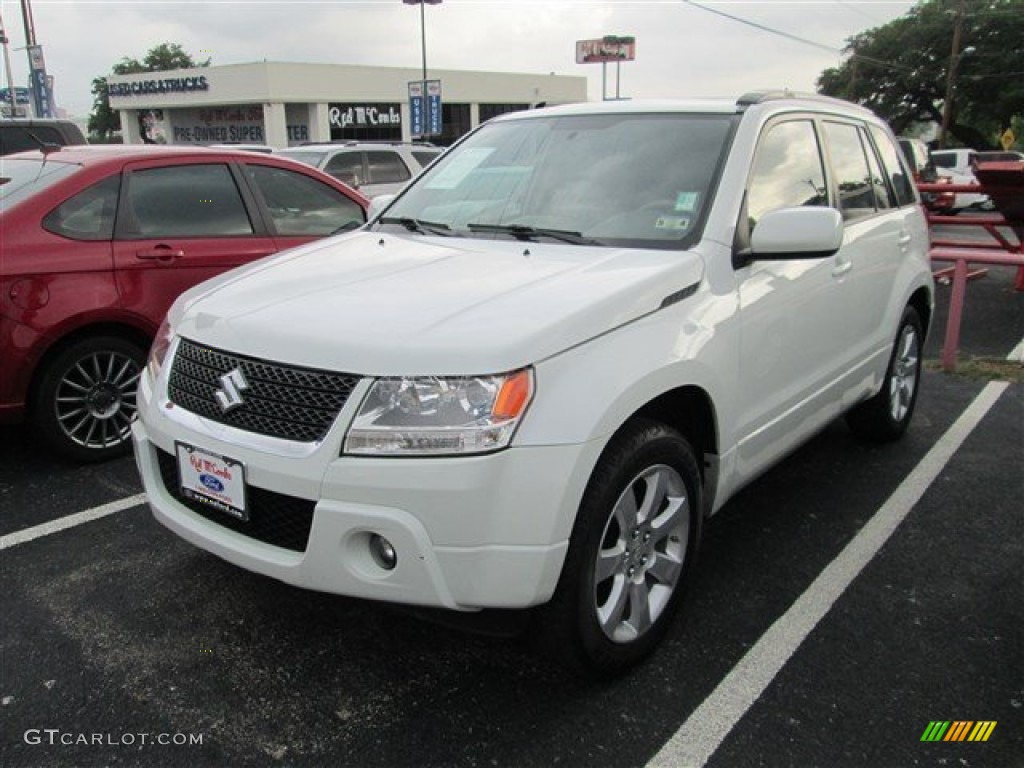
top-left (437, 103), bottom-right (471, 146)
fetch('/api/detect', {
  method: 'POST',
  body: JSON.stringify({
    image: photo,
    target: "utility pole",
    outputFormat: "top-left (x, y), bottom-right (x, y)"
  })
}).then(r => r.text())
top-left (0, 9), bottom-right (17, 116)
top-left (20, 0), bottom-right (36, 47)
top-left (938, 0), bottom-right (965, 149)
top-left (19, 0), bottom-right (54, 118)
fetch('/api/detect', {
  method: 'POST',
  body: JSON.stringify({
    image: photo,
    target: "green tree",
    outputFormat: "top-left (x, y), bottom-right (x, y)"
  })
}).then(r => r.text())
top-left (817, 0), bottom-right (1024, 148)
top-left (88, 43), bottom-right (210, 141)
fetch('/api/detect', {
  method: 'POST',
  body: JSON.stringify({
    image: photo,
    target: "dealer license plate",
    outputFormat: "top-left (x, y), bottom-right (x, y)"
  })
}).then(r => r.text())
top-left (176, 443), bottom-right (248, 522)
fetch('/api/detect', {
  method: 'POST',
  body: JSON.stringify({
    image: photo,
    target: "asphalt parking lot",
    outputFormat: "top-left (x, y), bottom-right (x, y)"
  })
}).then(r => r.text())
top-left (1, 267), bottom-right (1021, 768)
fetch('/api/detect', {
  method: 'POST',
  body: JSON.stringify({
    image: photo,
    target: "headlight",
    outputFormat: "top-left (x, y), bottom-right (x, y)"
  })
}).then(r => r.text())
top-left (344, 369), bottom-right (533, 456)
top-left (147, 316), bottom-right (175, 380)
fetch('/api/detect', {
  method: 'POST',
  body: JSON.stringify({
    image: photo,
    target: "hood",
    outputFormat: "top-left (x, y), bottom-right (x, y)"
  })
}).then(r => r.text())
top-left (172, 232), bottom-right (705, 375)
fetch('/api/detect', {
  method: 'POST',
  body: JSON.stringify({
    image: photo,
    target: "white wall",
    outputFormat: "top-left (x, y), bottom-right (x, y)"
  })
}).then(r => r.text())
top-left (108, 61), bottom-right (586, 112)
top-left (108, 62), bottom-right (587, 147)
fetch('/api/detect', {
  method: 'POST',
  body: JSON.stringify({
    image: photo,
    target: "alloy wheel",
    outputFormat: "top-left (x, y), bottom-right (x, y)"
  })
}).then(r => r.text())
top-left (889, 324), bottom-right (920, 424)
top-left (54, 350), bottom-right (142, 451)
top-left (593, 464), bottom-right (690, 644)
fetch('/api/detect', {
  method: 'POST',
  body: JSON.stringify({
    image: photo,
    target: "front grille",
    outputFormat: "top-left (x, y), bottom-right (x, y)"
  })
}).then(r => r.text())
top-left (156, 448), bottom-right (315, 552)
top-left (168, 338), bottom-right (359, 442)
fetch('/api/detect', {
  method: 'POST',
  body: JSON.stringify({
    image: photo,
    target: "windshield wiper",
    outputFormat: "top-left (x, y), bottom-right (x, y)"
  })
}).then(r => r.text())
top-left (378, 216), bottom-right (454, 237)
top-left (465, 223), bottom-right (602, 246)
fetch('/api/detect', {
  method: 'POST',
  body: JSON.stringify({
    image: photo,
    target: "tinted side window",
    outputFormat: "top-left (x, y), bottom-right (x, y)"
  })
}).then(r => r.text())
top-left (43, 175), bottom-right (120, 241)
top-left (823, 121), bottom-right (876, 221)
top-left (747, 120), bottom-right (828, 229)
top-left (244, 165), bottom-right (365, 236)
top-left (870, 126), bottom-right (916, 207)
top-left (324, 153), bottom-right (363, 187)
top-left (365, 151), bottom-right (411, 184)
top-left (126, 164), bottom-right (253, 237)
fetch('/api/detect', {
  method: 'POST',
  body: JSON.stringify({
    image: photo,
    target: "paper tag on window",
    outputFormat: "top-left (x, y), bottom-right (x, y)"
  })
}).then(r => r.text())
top-left (675, 192), bottom-right (699, 212)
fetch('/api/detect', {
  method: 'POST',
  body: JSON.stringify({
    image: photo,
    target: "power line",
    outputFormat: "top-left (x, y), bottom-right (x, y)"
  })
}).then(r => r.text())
top-left (679, 0), bottom-right (842, 55)
top-left (679, 0), bottom-right (917, 75)
top-left (834, 0), bottom-right (886, 26)
top-left (962, 71), bottom-right (1024, 79)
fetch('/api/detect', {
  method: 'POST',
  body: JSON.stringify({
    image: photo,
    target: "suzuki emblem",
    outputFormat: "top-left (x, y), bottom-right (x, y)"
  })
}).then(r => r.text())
top-left (215, 368), bottom-right (249, 413)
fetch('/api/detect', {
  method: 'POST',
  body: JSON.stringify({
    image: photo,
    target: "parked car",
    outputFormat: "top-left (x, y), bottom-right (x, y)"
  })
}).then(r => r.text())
top-left (930, 146), bottom-right (989, 211)
top-left (897, 137), bottom-right (955, 213)
top-left (1, 145), bottom-right (368, 461)
top-left (134, 93), bottom-right (933, 674)
top-left (1, 118), bottom-right (87, 155)
top-left (277, 141), bottom-right (442, 197)
top-left (930, 147), bottom-right (976, 176)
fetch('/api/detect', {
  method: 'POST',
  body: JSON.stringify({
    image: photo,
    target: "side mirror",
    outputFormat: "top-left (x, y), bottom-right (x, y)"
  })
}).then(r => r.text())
top-left (367, 195), bottom-right (397, 222)
top-left (749, 207), bottom-right (844, 260)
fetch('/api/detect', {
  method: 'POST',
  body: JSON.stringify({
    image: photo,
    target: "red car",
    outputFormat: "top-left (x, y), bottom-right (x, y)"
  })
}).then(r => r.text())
top-left (1, 145), bottom-right (368, 461)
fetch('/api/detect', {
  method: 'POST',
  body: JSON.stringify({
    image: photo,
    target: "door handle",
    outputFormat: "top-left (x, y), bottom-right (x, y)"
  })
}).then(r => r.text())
top-left (832, 258), bottom-right (853, 279)
top-left (897, 232), bottom-right (913, 250)
top-left (136, 246), bottom-right (185, 262)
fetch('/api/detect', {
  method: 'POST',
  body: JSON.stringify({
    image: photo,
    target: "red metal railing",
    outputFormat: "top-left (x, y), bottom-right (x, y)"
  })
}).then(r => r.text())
top-left (918, 161), bottom-right (1023, 371)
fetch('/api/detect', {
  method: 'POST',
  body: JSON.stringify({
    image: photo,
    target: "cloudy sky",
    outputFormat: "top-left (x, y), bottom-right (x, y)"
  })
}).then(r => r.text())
top-left (3, 0), bottom-right (917, 118)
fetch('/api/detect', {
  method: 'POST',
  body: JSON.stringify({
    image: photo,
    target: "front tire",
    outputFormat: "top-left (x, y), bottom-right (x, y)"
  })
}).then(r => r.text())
top-left (846, 306), bottom-right (923, 442)
top-left (31, 336), bottom-right (145, 462)
top-left (538, 418), bottom-right (703, 675)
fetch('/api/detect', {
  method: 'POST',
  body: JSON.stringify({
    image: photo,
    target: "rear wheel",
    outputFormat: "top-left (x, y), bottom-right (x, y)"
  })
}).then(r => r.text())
top-left (538, 418), bottom-right (703, 675)
top-left (846, 306), bottom-right (923, 442)
top-left (31, 336), bottom-right (145, 462)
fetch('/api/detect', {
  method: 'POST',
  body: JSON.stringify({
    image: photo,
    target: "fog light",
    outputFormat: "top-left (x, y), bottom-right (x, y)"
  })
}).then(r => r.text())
top-left (369, 534), bottom-right (397, 570)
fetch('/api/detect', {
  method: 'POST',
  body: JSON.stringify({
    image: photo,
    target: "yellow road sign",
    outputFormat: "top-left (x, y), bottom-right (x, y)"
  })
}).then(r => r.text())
top-left (1000, 128), bottom-right (1016, 150)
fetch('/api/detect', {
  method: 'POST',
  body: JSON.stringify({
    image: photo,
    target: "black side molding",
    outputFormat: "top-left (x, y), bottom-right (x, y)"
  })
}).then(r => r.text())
top-left (660, 282), bottom-right (700, 309)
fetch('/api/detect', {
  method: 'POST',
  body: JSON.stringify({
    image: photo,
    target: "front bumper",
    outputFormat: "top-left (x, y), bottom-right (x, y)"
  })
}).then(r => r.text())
top-left (133, 371), bottom-right (600, 611)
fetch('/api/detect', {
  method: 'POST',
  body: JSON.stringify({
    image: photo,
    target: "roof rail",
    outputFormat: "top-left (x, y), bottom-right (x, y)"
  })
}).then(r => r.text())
top-left (296, 140), bottom-right (440, 148)
top-left (736, 90), bottom-right (866, 111)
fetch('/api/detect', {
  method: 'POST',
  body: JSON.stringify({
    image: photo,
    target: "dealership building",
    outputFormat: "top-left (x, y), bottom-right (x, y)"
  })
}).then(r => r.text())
top-left (106, 62), bottom-right (588, 148)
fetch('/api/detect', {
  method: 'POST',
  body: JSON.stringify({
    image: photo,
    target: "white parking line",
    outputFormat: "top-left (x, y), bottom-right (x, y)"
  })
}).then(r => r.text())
top-left (647, 380), bottom-right (1010, 768)
top-left (1008, 336), bottom-right (1024, 363)
top-left (0, 493), bottom-right (147, 550)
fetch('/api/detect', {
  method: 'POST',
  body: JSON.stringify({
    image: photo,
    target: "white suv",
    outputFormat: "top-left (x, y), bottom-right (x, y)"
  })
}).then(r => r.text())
top-left (134, 93), bottom-right (933, 673)
top-left (277, 142), bottom-right (442, 197)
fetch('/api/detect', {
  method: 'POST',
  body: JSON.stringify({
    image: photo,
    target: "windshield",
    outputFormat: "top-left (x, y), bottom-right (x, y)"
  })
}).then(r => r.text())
top-left (0, 156), bottom-right (80, 209)
top-left (376, 112), bottom-right (735, 249)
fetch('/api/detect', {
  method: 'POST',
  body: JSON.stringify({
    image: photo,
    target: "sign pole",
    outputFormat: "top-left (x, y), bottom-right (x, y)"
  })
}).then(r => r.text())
top-left (403, 1), bottom-right (443, 139)
top-left (576, 35), bottom-right (635, 102)
top-left (419, 0), bottom-right (427, 86)
top-left (419, 0), bottom-right (427, 127)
